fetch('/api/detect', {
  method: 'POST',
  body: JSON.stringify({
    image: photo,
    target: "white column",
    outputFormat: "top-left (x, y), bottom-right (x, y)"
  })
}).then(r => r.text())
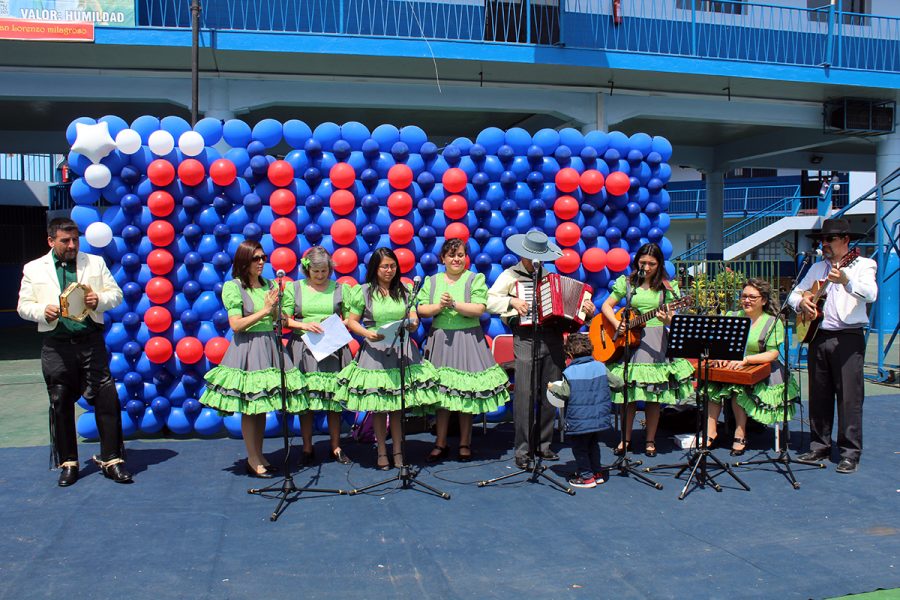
top-left (705, 169), bottom-right (725, 260)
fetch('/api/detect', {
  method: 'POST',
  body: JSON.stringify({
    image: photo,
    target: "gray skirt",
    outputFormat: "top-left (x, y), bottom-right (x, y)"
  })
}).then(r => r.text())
top-left (423, 327), bottom-right (497, 373)
top-left (287, 334), bottom-right (352, 374)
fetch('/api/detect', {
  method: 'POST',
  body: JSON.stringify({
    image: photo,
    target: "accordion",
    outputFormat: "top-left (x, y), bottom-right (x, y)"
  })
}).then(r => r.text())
top-left (516, 273), bottom-right (593, 332)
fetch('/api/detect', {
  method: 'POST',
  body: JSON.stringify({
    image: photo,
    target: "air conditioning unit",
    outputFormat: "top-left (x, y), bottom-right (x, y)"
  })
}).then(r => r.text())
top-left (824, 98), bottom-right (896, 136)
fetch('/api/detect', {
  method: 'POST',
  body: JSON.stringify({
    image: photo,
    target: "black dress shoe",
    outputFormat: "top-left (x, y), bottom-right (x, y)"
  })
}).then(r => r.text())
top-left (514, 456), bottom-right (532, 469)
top-left (797, 449), bottom-right (830, 462)
top-left (58, 466), bottom-right (79, 487)
top-left (835, 458), bottom-right (859, 474)
top-left (332, 449), bottom-right (352, 465)
top-left (538, 450), bottom-right (559, 461)
top-left (101, 462), bottom-right (133, 484)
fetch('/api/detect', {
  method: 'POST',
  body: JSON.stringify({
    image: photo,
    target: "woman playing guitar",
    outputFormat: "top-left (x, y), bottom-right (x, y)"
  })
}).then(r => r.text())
top-left (599, 243), bottom-right (694, 457)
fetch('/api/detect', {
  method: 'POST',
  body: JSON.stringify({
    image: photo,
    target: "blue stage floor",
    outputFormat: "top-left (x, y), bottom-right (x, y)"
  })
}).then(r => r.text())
top-left (1, 395), bottom-right (898, 600)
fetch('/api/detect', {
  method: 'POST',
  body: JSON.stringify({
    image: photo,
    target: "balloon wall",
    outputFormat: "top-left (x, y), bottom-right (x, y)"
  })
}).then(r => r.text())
top-left (65, 117), bottom-right (674, 438)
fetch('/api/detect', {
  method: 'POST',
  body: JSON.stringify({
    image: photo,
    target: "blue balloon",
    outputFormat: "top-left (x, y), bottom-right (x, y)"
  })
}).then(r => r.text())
top-left (138, 406), bottom-right (164, 434)
top-left (130, 115), bottom-right (160, 143)
top-left (284, 119), bottom-right (313, 148)
top-left (71, 178), bottom-right (100, 205)
top-left (252, 118), bottom-right (283, 148)
top-left (166, 407), bottom-right (192, 434)
top-left (223, 119), bottom-right (252, 148)
top-left (399, 126), bottom-right (427, 153)
top-left (504, 127), bottom-right (532, 154)
top-left (313, 122), bottom-right (341, 151)
top-left (194, 408), bottom-right (224, 436)
top-left (475, 127), bottom-right (505, 154)
top-left (533, 128), bottom-right (560, 154)
top-left (651, 136), bottom-right (673, 162)
top-left (193, 117), bottom-right (223, 146)
top-left (559, 128), bottom-right (586, 154)
top-left (372, 124), bottom-right (400, 149)
top-left (660, 237), bottom-right (674, 260)
top-left (70, 205), bottom-right (101, 232)
top-left (76, 412), bottom-right (99, 439)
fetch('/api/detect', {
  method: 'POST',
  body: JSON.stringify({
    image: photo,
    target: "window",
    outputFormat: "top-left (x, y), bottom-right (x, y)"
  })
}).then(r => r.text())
top-left (754, 240), bottom-right (782, 261)
top-left (676, 0), bottom-right (746, 15)
top-left (687, 233), bottom-right (705, 251)
top-left (725, 168), bottom-right (777, 179)
top-left (807, 0), bottom-right (870, 26)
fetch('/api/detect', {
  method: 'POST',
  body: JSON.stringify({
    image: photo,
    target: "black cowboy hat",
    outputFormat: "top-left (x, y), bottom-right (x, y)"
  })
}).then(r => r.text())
top-left (805, 218), bottom-right (866, 241)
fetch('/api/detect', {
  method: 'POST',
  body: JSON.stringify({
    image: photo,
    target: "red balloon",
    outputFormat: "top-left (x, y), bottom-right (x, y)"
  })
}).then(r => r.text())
top-left (605, 171), bottom-right (631, 196)
top-left (553, 195), bottom-right (579, 221)
top-left (148, 191), bottom-right (175, 217)
top-left (388, 219), bottom-right (414, 245)
top-left (332, 248), bottom-right (358, 274)
top-left (555, 167), bottom-right (580, 193)
top-left (147, 159), bottom-right (175, 186)
top-left (271, 217), bottom-right (298, 244)
top-left (388, 164), bottom-right (413, 189)
top-left (442, 168), bottom-right (467, 193)
top-left (204, 336), bottom-right (229, 365)
top-left (146, 277), bottom-right (174, 304)
top-left (209, 158), bottom-right (237, 187)
top-left (336, 275), bottom-right (358, 287)
top-left (580, 169), bottom-right (605, 194)
top-left (270, 247), bottom-right (297, 273)
top-left (147, 220), bottom-right (175, 247)
top-left (443, 194), bottom-right (468, 220)
top-left (177, 158), bottom-right (205, 186)
top-left (147, 249), bottom-right (174, 275)
top-left (555, 222), bottom-right (581, 247)
top-left (144, 306), bottom-right (172, 333)
top-left (270, 188), bottom-right (297, 215)
top-left (607, 247), bottom-right (631, 272)
top-left (556, 248), bottom-right (581, 274)
top-left (145, 336), bottom-right (173, 364)
top-left (329, 190), bottom-right (355, 216)
top-left (331, 219), bottom-right (357, 246)
top-left (394, 248), bottom-right (415, 273)
top-left (268, 160), bottom-right (294, 187)
top-left (330, 163), bottom-right (356, 189)
top-left (582, 247), bottom-right (608, 272)
top-left (444, 222), bottom-right (470, 243)
top-left (387, 191), bottom-right (413, 217)
top-left (175, 336), bottom-right (204, 364)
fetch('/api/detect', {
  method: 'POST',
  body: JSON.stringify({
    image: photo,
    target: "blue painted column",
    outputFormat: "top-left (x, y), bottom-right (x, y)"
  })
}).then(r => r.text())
top-left (705, 169), bottom-right (724, 260)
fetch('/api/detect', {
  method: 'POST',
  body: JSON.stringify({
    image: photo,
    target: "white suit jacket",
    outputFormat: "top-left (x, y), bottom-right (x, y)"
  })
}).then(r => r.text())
top-left (17, 250), bottom-right (123, 332)
top-left (787, 255), bottom-right (877, 329)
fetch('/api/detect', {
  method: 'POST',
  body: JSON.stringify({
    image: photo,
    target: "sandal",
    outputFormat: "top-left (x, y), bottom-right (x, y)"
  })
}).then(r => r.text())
top-left (458, 445), bottom-right (472, 463)
top-left (704, 434), bottom-right (718, 449)
top-left (333, 448), bottom-right (352, 465)
top-left (376, 453), bottom-right (391, 471)
top-left (393, 452), bottom-right (405, 468)
top-left (426, 445), bottom-right (449, 464)
top-left (730, 437), bottom-right (747, 457)
top-left (613, 440), bottom-right (631, 456)
top-left (644, 441), bottom-right (657, 458)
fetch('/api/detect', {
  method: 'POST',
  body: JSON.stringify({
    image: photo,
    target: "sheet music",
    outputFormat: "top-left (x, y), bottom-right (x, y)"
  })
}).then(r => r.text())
top-left (302, 314), bottom-right (353, 362)
top-left (368, 319), bottom-right (404, 350)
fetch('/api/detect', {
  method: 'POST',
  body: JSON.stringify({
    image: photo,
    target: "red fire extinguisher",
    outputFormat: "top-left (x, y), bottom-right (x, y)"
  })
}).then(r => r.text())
top-left (612, 0), bottom-right (623, 25)
top-left (61, 163), bottom-right (70, 183)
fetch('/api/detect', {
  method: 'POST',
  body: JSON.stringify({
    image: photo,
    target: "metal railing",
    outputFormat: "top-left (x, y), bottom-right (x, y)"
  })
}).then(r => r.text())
top-left (668, 184), bottom-right (800, 216)
top-left (0, 154), bottom-right (58, 182)
top-left (135, 0), bottom-right (900, 73)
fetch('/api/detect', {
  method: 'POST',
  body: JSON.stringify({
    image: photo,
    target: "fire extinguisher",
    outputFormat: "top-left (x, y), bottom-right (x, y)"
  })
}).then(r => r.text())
top-left (60, 163), bottom-right (70, 183)
top-left (612, 0), bottom-right (622, 25)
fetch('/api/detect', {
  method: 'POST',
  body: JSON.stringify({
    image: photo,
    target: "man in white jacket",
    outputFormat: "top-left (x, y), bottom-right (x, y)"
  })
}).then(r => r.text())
top-left (17, 217), bottom-right (132, 486)
top-left (788, 218), bottom-right (877, 474)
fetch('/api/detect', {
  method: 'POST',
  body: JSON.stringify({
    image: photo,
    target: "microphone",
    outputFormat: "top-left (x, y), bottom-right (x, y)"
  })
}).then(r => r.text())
top-left (800, 248), bottom-right (822, 260)
top-left (638, 266), bottom-right (646, 280)
top-left (411, 275), bottom-right (423, 296)
top-left (276, 269), bottom-right (286, 278)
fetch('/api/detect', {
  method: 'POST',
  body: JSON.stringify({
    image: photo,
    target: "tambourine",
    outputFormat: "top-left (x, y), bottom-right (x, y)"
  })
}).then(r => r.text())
top-left (59, 282), bottom-right (90, 322)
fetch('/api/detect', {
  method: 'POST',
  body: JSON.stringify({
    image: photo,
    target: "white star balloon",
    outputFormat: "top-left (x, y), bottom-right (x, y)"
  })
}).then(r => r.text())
top-left (71, 122), bottom-right (116, 164)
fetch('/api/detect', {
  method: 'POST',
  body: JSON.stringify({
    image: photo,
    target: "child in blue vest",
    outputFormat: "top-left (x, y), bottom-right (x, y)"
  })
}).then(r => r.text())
top-left (548, 333), bottom-right (614, 489)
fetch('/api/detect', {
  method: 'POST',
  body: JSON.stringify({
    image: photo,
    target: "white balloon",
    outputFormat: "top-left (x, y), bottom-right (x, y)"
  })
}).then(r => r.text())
top-left (116, 129), bottom-right (142, 155)
top-left (84, 222), bottom-right (113, 248)
top-left (83, 164), bottom-right (112, 189)
top-left (71, 122), bottom-right (116, 164)
top-left (148, 130), bottom-right (175, 156)
top-left (178, 131), bottom-right (205, 157)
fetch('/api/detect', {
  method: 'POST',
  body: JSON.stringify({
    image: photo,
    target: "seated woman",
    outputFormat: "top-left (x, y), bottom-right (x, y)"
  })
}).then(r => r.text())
top-left (286, 246), bottom-right (353, 466)
top-left (335, 248), bottom-right (438, 470)
top-left (706, 278), bottom-right (799, 456)
top-left (200, 241), bottom-right (307, 478)
top-left (415, 238), bottom-right (510, 463)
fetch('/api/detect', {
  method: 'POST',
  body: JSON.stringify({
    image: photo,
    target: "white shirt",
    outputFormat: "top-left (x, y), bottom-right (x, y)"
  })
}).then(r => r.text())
top-left (486, 261), bottom-right (535, 325)
top-left (787, 255), bottom-right (877, 331)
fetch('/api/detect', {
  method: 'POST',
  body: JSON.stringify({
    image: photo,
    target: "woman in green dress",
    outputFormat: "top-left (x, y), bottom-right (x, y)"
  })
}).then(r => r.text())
top-left (200, 241), bottom-right (307, 478)
top-left (286, 246), bottom-right (353, 466)
top-left (415, 238), bottom-right (510, 463)
top-left (335, 248), bottom-right (438, 470)
top-left (706, 278), bottom-right (799, 456)
top-left (600, 243), bottom-right (694, 457)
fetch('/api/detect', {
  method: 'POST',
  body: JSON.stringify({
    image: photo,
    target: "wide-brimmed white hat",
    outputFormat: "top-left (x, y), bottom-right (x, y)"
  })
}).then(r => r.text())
top-left (505, 230), bottom-right (563, 261)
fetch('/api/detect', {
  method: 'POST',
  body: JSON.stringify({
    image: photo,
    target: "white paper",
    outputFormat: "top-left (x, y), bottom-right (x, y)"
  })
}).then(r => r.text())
top-left (368, 319), bottom-right (405, 350)
top-left (302, 314), bottom-right (352, 362)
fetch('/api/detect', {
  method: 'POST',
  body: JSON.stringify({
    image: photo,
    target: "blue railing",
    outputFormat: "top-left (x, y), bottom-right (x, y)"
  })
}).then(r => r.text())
top-left (136, 0), bottom-right (900, 73)
top-left (668, 184), bottom-right (800, 217)
top-left (0, 154), bottom-right (58, 182)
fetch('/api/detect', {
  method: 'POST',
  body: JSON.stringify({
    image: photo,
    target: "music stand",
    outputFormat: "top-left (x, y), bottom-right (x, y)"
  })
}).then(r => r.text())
top-left (645, 314), bottom-right (752, 499)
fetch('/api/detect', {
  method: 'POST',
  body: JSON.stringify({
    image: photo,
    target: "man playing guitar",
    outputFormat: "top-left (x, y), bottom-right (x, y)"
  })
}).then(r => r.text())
top-left (788, 218), bottom-right (877, 474)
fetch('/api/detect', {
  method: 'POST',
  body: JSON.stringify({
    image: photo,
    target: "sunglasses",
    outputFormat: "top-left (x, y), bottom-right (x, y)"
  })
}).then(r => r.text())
top-left (251, 254), bottom-right (268, 262)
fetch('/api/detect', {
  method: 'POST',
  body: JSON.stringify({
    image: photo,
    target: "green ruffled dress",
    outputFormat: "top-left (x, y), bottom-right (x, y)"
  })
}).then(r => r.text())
top-left (607, 276), bottom-right (695, 405)
top-left (200, 279), bottom-right (308, 415)
top-left (335, 284), bottom-right (439, 412)
top-left (416, 271), bottom-right (510, 414)
top-left (706, 310), bottom-right (799, 425)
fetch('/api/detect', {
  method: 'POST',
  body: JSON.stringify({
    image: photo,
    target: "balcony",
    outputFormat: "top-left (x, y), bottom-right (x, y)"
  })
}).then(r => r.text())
top-left (134, 0), bottom-right (900, 73)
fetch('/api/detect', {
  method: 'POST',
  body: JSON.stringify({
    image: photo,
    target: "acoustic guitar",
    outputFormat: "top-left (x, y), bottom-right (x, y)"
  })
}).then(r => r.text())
top-left (795, 248), bottom-right (860, 345)
top-left (589, 294), bottom-right (694, 364)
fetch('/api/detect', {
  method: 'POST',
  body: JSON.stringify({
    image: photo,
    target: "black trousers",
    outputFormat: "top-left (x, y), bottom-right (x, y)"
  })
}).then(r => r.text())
top-left (570, 432), bottom-right (602, 478)
top-left (512, 325), bottom-right (566, 460)
top-left (807, 328), bottom-right (865, 461)
top-left (41, 330), bottom-right (123, 465)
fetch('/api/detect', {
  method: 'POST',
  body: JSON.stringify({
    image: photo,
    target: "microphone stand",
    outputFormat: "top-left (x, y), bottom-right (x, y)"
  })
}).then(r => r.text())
top-left (349, 279), bottom-right (450, 499)
top-left (478, 260), bottom-right (576, 495)
top-left (733, 253), bottom-right (827, 485)
top-left (607, 271), bottom-right (663, 489)
top-left (249, 273), bottom-right (346, 521)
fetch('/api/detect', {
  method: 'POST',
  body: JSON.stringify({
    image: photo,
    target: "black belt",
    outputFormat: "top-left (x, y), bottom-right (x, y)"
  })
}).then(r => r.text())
top-left (44, 328), bottom-right (102, 345)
